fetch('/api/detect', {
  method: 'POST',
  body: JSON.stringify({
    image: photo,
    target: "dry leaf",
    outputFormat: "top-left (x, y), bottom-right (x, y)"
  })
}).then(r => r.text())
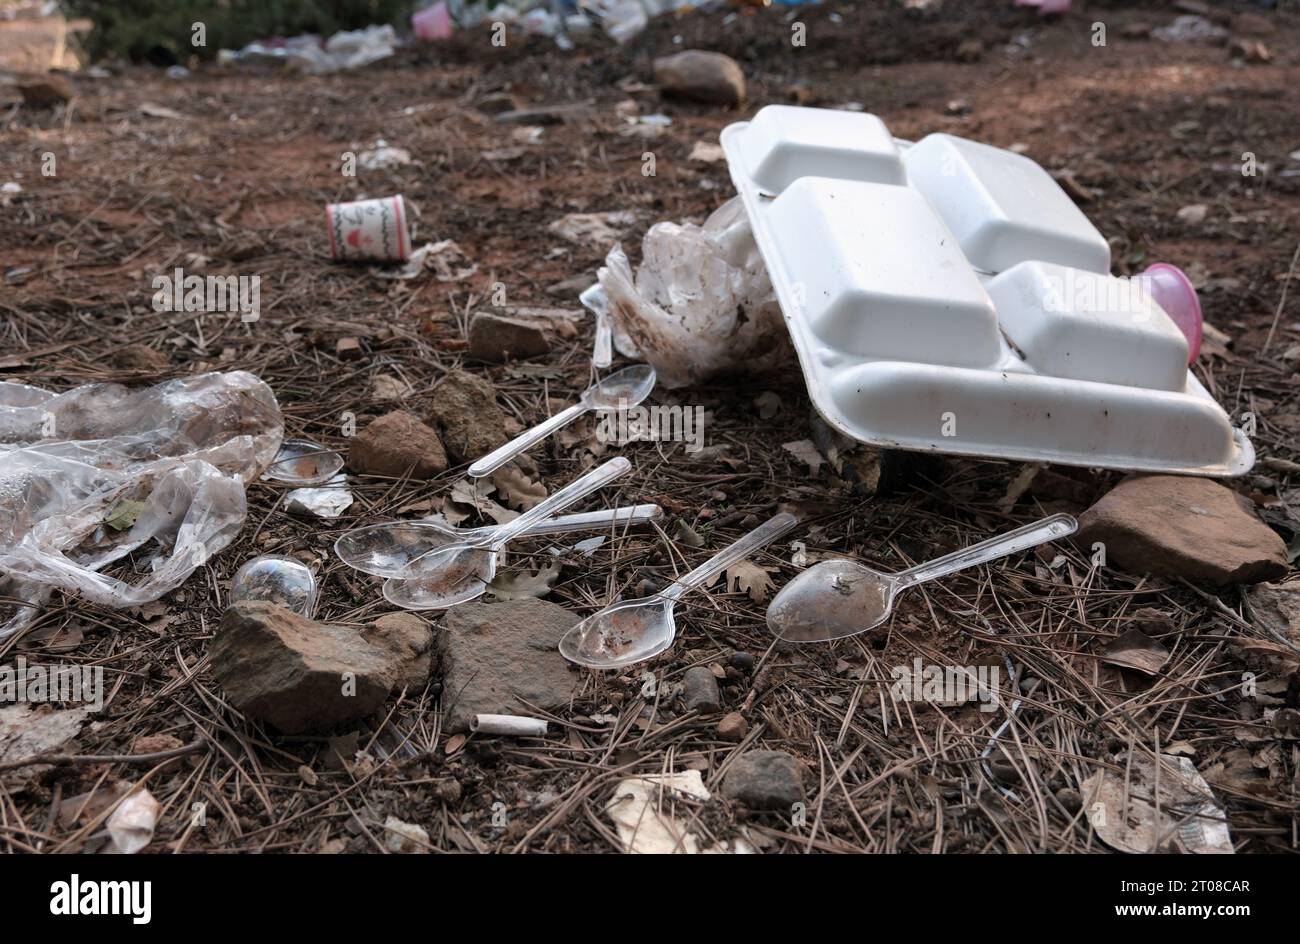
top-left (1100, 628), bottom-right (1170, 676)
top-left (782, 440), bottom-right (824, 474)
top-left (447, 478), bottom-right (516, 525)
top-left (726, 560), bottom-right (776, 603)
top-left (488, 562), bottom-right (562, 601)
top-left (0, 703), bottom-right (91, 773)
top-left (371, 373), bottom-right (413, 400)
top-left (490, 466), bottom-right (547, 511)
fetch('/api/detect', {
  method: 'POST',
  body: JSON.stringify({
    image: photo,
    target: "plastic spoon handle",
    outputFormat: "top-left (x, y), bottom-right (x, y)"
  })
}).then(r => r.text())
top-left (459, 503), bottom-right (662, 539)
top-left (468, 402), bottom-right (589, 478)
top-left (487, 457), bottom-right (631, 550)
top-left (892, 514), bottom-right (1078, 591)
top-left (581, 283), bottom-right (613, 369)
top-left (661, 512), bottom-right (799, 603)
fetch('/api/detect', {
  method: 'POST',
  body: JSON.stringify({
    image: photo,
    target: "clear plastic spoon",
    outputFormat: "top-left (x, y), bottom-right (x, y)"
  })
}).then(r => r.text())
top-left (231, 555), bottom-right (318, 618)
top-left (467, 365), bottom-right (656, 477)
top-left (559, 512), bottom-right (799, 670)
top-left (767, 514), bottom-right (1078, 642)
top-left (334, 503), bottom-right (664, 578)
top-left (262, 438), bottom-right (343, 485)
top-left (384, 457), bottom-right (631, 610)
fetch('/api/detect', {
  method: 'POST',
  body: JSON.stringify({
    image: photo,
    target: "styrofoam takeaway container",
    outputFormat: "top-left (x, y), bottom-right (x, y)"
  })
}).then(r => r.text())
top-left (720, 105), bottom-right (1251, 476)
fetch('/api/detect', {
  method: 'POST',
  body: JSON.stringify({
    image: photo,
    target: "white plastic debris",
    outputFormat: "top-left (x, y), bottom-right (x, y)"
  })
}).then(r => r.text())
top-left (106, 788), bottom-right (161, 855)
top-left (382, 815), bottom-right (430, 853)
top-left (284, 473), bottom-right (354, 519)
top-left (358, 140), bottom-right (412, 171)
top-left (0, 372), bottom-right (282, 640)
top-left (720, 105), bottom-right (1250, 475)
top-left (1083, 753), bottom-right (1233, 854)
top-left (605, 770), bottom-right (754, 854)
top-left (597, 196), bottom-right (790, 388)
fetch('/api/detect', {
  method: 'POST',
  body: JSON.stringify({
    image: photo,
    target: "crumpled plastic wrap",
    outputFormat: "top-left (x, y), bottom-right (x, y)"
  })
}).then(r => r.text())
top-left (597, 196), bottom-right (791, 389)
top-left (0, 371), bottom-right (282, 640)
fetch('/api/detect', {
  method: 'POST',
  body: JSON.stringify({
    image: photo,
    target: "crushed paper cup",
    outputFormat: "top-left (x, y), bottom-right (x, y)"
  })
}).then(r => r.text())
top-left (326, 195), bottom-right (411, 263)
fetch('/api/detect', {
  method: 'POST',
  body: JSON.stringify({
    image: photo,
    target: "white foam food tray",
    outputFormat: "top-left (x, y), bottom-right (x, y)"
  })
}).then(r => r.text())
top-left (720, 105), bottom-right (1251, 476)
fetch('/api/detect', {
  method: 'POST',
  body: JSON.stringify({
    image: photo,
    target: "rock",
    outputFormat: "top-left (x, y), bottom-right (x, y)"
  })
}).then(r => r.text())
top-left (435, 779), bottom-right (463, 804)
top-left (336, 337), bottom-right (364, 361)
top-left (382, 816), bottom-right (430, 853)
top-left (109, 343), bottom-right (171, 373)
top-left (717, 712), bottom-right (748, 742)
top-left (495, 104), bottom-right (592, 125)
top-left (476, 92), bottom-right (523, 114)
top-left (653, 51), bottom-right (746, 107)
top-left (1177, 203), bottom-right (1208, 225)
top-left (730, 650), bottom-right (756, 673)
top-left (437, 599), bottom-right (581, 733)
top-left (210, 602), bottom-right (407, 734)
top-left (18, 74), bottom-right (73, 108)
top-left (723, 750), bottom-right (804, 810)
top-left (682, 666), bottom-right (722, 713)
top-left (425, 370), bottom-right (508, 465)
top-left (1078, 475), bottom-right (1288, 585)
top-left (365, 612), bottom-right (434, 693)
top-left (468, 312), bottom-right (550, 363)
top-left (347, 411), bottom-right (447, 478)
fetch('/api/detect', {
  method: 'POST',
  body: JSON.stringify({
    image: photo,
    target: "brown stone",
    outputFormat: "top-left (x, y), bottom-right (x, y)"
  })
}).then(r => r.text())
top-left (365, 612), bottom-right (435, 693)
top-left (468, 312), bottom-right (550, 363)
top-left (425, 370), bottom-right (508, 465)
top-left (1078, 475), bottom-right (1288, 585)
top-left (437, 599), bottom-right (581, 733)
top-left (653, 51), bottom-right (746, 107)
top-left (18, 74), bottom-right (73, 108)
top-left (210, 603), bottom-right (398, 734)
top-left (347, 411), bottom-right (447, 478)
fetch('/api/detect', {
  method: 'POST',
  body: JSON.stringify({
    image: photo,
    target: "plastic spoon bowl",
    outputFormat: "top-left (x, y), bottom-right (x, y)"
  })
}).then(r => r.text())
top-left (467, 365), bottom-right (656, 478)
top-left (559, 512), bottom-right (798, 669)
top-left (262, 438), bottom-right (343, 485)
top-left (334, 504), bottom-right (663, 578)
top-left (231, 555), bottom-right (318, 618)
top-left (384, 457), bottom-right (631, 610)
top-left (767, 514), bottom-right (1077, 642)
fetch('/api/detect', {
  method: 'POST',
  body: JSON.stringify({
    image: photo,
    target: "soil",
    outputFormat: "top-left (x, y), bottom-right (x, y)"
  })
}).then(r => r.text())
top-left (1, 0), bottom-right (1298, 854)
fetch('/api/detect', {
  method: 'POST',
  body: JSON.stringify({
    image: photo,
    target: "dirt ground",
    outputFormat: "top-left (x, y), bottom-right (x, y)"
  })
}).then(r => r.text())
top-left (1, 0), bottom-right (1299, 854)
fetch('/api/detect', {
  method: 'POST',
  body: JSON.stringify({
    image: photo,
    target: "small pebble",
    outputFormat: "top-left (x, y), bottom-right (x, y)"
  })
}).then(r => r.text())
top-left (717, 712), bottom-right (748, 741)
top-left (682, 665), bottom-right (721, 713)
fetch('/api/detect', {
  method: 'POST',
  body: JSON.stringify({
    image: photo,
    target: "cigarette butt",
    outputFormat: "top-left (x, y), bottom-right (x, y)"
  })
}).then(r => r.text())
top-left (470, 714), bottom-right (548, 737)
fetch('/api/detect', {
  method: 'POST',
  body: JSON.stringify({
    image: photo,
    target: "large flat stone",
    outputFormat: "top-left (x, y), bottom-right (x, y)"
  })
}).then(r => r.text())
top-left (437, 598), bottom-right (581, 733)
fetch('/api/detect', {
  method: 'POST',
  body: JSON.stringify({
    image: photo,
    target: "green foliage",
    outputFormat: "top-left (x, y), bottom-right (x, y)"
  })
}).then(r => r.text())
top-left (61, 0), bottom-right (413, 63)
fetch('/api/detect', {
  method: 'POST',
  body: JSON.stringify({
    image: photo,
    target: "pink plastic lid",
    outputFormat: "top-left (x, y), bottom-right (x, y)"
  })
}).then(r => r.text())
top-left (1138, 262), bottom-right (1202, 363)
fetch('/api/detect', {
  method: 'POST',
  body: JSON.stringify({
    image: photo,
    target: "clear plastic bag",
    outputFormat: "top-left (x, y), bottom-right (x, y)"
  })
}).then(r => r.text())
top-left (0, 371), bottom-right (282, 639)
top-left (597, 197), bottom-right (791, 388)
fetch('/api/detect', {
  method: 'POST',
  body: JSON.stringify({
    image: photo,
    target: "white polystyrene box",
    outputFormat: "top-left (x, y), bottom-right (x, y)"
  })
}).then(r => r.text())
top-left (731, 105), bottom-right (906, 194)
top-left (764, 177), bottom-right (1002, 367)
top-left (987, 261), bottom-right (1189, 392)
top-left (902, 133), bottom-right (1111, 274)
top-left (720, 108), bottom-right (1252, 476)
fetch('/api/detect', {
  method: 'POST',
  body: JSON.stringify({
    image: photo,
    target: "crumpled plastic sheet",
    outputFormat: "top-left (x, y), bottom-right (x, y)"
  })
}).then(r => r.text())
top-left (597, 196), bottom-right (791, 389)
top-left (0, 371), bottom-right (282, 640)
